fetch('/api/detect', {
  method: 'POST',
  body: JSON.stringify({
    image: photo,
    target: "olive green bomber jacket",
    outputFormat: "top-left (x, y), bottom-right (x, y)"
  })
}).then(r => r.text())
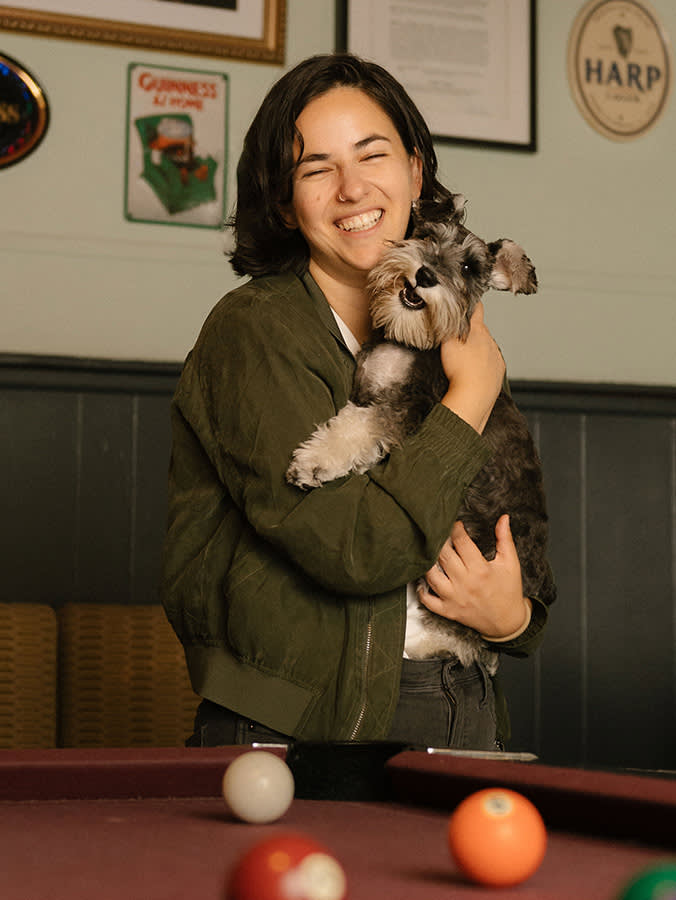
top-left (161, 270), bottom-right (549, 743)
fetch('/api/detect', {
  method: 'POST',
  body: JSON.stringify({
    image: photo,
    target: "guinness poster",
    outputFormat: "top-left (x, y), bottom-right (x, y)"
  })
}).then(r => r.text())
top-left (125, 62), bottom-right (228, 227)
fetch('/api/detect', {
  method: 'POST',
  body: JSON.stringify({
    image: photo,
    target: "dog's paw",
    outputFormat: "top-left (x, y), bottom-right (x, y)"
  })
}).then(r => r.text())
top-left (286, 444), bottom-right (350, 489)
top-left (286, 403), bottom-right (387, 489)
top-left (285, 452), bottom-right (325, 489)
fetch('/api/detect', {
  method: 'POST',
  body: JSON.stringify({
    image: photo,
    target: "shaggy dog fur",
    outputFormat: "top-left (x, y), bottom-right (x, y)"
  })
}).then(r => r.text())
top-left (287, 196), bottom-right (556, 669)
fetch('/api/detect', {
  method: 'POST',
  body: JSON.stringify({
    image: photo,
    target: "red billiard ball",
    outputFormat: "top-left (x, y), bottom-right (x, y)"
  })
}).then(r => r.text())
top-left (447, 787), bottom-right (547, 887)
top-left (227, 833), bottom-right (347, 900)
top-left (615, 862), bottom-right (676, 899)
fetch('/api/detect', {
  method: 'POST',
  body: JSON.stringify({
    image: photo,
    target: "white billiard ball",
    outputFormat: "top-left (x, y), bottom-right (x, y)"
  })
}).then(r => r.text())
top-left (222, 750), bottom-right (295, 824)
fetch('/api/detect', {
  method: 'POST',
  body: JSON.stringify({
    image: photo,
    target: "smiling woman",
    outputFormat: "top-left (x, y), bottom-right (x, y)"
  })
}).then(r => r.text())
top-left (161, 53), bottom-right (551, 752)
top-left (283, 88), bottom-right (422, 342)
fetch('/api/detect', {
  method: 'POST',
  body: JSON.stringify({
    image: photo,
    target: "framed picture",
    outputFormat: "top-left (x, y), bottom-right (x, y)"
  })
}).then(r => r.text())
top-left (337, 0), bottom-right (536, 151)
top-left (0, 0), bottom-right (286, 63)
top-left (124, 62), bottom-right (228, 227)
top-left (0, 51), bottom-right (49, 168)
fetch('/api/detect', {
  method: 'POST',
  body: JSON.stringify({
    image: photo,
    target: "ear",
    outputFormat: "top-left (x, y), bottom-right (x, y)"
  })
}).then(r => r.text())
top-left (413, 193), bottom-right (466, 229)
top-left (279, 205), bottom-right (298, 230)
top-left (449, 193), bottom-right (467, 220)
top-left (487, 239), bottom-right (538, 295)
top-left (409, 150), bottom-right (423, 200)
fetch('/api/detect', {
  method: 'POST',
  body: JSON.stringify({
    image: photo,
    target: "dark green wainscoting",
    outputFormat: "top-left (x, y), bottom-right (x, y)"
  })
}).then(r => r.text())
top-left (2, 354), bottom-right (675, 771)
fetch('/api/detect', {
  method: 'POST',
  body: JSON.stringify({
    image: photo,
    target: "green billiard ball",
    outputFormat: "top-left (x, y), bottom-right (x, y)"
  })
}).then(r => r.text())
top-left (616, 862), bottom-right (676, 899)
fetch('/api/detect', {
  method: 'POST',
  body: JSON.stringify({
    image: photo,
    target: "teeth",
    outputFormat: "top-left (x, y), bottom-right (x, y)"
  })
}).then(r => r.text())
top-left (337, 210), bottom-right (383, 232)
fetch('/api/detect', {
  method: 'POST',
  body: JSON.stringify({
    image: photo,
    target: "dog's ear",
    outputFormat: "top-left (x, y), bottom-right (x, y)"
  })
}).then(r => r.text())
top-left (448, 193), bottom-right (467, 220)
top-left (487, 239), bottom-right (538, 295)
top-left (414, 193), bottom-right (466, 228)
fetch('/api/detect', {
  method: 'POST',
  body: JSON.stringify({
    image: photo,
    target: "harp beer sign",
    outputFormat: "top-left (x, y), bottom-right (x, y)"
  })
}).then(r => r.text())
top-left (568, 0), bottom-right (672, 140)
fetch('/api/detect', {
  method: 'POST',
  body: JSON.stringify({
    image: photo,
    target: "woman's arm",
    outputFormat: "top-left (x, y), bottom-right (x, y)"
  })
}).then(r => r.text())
top-left (419, 516), bottom-right (529, 638)
top-left (439, 302), bottom-right (506, 434)
top-left (420, 304), bottom-right (551, 649)
top-left (176, 281), bottom-right (492, 597)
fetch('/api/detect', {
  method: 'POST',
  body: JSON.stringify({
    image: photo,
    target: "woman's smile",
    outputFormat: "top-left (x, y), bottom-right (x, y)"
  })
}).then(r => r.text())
top-left (336, 209), bottom-right (384, 233)
top-left (286, 86), bottom-right (422, 291)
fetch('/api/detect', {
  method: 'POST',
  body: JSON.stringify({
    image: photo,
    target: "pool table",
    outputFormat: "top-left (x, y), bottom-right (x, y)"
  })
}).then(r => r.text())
top-left (1, 744), bottom-right (675, 899)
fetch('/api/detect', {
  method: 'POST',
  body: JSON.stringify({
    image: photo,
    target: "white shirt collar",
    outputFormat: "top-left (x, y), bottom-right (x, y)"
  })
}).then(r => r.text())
top-left (330, 308), bottom-right (361, 357)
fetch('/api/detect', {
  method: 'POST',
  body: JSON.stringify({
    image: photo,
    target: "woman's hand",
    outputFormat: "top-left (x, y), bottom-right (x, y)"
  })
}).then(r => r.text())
top-left (418, 515), bottom-right (529, 640)
top-left (440, 302), bottom-right (505, 433)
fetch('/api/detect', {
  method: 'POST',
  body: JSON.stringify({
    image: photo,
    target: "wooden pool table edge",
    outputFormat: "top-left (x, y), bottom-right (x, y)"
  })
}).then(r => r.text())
top-left (1, 746), bottom-right (674, 849)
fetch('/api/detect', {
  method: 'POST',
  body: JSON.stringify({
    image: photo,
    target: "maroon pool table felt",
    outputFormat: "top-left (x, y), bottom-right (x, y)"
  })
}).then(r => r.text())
top-left (1, 746), bottom-right (674, 900)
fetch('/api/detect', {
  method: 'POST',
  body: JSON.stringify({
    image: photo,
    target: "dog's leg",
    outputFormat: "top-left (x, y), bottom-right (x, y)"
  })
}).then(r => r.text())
top-left (286, 401), bottom-right (395, 489)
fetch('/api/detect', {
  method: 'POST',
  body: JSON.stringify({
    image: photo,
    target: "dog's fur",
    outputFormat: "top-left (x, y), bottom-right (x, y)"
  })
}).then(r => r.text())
top-left (286, 195), bottom-right (556, 670)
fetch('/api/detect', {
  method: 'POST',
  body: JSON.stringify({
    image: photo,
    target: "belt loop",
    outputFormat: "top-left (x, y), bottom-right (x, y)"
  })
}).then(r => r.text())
top-left (477, 661), bottom-right (490, 707)
top-left (441, 657), bottom-right (457, 692)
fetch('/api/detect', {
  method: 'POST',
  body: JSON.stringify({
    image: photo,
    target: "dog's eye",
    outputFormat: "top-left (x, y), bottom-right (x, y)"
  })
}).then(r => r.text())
top-left (462, 259), bottom-right (480, 279)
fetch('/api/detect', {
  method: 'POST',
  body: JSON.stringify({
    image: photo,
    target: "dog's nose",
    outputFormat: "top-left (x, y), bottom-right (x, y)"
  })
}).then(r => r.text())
top-left (415, 266), bottom-right (438, 288)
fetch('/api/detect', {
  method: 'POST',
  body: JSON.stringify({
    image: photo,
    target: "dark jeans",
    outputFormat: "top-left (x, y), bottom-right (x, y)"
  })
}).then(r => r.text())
top-left (186, 701), bottom-right (289, 747)
top-left (387, 657), bottom-right (498, 750)
top-left (186, 657), bottom-right (498, 750)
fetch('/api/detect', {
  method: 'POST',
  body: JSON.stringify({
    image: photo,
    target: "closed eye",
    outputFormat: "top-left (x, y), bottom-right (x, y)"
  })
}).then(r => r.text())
top-left (300, 167), bottom-right (331, 179)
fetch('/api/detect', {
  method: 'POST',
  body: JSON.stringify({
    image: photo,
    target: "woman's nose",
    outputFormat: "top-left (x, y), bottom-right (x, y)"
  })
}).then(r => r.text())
top-left (336, 166), bottom-right (368, 203)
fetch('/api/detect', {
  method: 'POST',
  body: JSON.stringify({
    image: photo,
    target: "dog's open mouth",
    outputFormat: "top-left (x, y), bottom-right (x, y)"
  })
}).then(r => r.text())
top-left (399, 279), bottom-right (426, 310)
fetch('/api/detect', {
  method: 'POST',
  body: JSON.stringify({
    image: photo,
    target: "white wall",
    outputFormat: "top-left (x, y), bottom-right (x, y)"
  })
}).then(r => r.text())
top-left (1, 0), bottom-right (674, 384)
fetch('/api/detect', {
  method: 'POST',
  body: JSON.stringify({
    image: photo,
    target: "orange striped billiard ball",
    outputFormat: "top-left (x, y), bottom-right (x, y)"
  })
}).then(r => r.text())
top-left (448, 788), bottom-right (547, 887)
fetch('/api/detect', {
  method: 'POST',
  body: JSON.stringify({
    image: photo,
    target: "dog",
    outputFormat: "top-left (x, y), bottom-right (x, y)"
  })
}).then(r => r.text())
top-left (286, 195), bottom-right (556, 670)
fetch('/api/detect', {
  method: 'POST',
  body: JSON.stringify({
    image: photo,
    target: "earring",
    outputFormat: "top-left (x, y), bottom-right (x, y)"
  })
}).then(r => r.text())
top-left (337, 193), bottom-right (346, 202)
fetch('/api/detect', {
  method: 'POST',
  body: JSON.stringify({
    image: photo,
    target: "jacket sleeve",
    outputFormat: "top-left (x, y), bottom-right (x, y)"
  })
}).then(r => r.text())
top-left (486, 596), bottom-right (550, 658)
top-left (174, 284), bottom-right (492, 597)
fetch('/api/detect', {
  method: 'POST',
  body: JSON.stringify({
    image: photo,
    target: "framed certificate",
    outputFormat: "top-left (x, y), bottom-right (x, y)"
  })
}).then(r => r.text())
top-left (337, 0), bottom-right (536, 151)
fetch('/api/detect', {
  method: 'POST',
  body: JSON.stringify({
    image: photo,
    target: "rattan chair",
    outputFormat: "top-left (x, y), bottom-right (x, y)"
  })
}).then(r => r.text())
top-left (0, 602), bottom-right (58, 748)
top-left (58, 603), bottom-right (198, 748)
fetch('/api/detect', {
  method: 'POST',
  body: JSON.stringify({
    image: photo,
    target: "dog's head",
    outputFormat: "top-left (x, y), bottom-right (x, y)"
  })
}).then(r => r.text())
top-left (367, 198), bottom-right (537, 350)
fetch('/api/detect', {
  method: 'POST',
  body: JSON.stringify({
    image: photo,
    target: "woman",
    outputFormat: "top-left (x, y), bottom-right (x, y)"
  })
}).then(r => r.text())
top-left (161, 53), bottom-right (552, 750)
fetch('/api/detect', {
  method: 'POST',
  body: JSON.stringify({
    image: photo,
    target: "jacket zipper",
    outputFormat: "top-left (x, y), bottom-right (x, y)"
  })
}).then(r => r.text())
top-left (350, 601), bottom-right (374, 740)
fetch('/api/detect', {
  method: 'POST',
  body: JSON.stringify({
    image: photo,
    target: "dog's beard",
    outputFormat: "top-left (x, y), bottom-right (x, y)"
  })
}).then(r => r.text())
top-left (370, 283), bottom-right (464, 350)
top-left (368, 231), bottom-right (490, 350)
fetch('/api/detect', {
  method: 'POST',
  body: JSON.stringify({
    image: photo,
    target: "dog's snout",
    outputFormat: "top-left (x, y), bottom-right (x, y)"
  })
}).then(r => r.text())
top-left (415, 266), bottom-right (438, 288)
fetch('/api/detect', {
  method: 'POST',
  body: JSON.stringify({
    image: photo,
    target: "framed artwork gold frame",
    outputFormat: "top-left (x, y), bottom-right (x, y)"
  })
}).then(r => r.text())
top-left (0, 0), bottom-right (286, 64)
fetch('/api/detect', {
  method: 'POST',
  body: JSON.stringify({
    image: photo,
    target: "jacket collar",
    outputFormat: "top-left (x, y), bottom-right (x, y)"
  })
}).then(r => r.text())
top-left (299, 268), bottom-right (350, 352)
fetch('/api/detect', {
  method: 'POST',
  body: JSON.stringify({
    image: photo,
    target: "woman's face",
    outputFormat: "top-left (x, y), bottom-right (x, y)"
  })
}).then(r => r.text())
top-left (285, 86), bottom-right (423, 290)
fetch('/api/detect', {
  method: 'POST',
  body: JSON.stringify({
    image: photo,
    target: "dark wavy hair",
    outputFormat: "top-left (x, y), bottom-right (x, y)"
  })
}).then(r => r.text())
top-left (228, 53), bottom-right (453, 278)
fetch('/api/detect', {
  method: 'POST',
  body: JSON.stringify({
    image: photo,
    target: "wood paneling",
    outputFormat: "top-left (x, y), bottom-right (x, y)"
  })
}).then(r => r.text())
top-left (0, 357), bottom-right (175, 608)
top-left (1, 356), bottom-right (674, 769)
top-left (501, 398), bottom-right (676, 771)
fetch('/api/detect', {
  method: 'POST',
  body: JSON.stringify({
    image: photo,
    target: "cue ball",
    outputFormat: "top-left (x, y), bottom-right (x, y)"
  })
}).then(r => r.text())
top-left (615, 862), bottom-right (676, 899)
top-left (222, 751), bottom-right (295, 824)
top-left (227, 833), bottom-right (347, 900)
top-left (447, 788), bottom-right (547, 887)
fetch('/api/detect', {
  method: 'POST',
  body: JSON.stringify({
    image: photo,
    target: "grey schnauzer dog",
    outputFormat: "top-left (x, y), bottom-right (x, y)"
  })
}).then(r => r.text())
top-left (287, 196), bottom-right (556, 668)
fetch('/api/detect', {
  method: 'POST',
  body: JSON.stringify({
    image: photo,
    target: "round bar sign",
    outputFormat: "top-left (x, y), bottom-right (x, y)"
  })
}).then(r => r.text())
top-left (0, 53), bottom-right (49, 168)
top-left (567, 0), bottom-right (672, 141)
